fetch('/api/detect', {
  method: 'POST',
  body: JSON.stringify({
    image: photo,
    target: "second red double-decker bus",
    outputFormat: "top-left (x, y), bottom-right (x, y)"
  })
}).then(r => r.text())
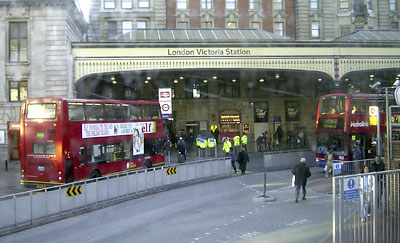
top-left (315, 93), bottom-right (394, 167)
top-left (20, 97), bottom-right (165, 187)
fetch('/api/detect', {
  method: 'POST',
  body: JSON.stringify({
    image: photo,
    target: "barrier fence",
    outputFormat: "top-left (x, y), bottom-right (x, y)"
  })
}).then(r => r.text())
top-left (0, 158), bottom-right (230, 235)
top-left (333, 169), bottom-right (400, 243)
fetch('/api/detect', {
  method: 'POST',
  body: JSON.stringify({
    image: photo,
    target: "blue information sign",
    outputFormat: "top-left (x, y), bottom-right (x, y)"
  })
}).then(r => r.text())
top-left (333, 163), bottom-right (342, 176)
top-left (343, 177), bottom-right (359, 200)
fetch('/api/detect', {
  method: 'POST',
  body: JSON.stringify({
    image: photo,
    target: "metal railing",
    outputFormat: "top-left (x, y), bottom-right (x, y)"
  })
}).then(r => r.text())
top-left (333, 159), bottom-right (375, 176)
top-left (0, 158), bottom-right (230, 236)
top-left (333, 169), bottom-right (400, 243)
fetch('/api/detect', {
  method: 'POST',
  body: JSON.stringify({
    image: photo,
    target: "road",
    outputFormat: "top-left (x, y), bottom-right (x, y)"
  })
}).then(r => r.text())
top-left (0, 152), bottom-right (333, 243)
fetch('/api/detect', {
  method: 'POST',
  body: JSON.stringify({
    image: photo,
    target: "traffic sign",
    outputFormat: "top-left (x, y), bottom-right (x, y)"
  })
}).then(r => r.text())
top-left (66, 186), bottom-right (82, 197)
top-left (343, 177), bottom-right (359, 200)
top-left (166, 167), bottom-right (177, 175)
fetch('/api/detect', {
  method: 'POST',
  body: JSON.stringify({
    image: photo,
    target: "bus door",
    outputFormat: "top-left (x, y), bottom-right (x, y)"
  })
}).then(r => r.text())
top-left (75, 146), bottom-right (87, 180)
top-left (350, 133), bottom-right (367, 159)
top-left (8, 122), bottom-right (20, 161)
top-left (65, 158), bottom-right (74, 183)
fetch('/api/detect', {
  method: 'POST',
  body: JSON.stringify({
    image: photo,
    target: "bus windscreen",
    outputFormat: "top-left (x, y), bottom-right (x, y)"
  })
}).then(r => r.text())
top-left (319, 96), bottom-right (347, 115)
top-left (27, 103), bottom-right (56, 119)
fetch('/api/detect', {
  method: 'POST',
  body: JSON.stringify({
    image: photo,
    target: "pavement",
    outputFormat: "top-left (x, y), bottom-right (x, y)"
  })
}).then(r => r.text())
top-left (0, 149), bottom-right (335, 242)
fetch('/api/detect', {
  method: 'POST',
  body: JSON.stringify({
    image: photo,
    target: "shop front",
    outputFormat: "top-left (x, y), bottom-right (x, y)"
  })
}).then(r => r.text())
top-left (219, 113), bottom-right (241, 142)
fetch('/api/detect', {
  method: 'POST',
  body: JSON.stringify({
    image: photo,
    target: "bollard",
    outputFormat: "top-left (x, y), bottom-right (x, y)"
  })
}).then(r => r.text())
top-left (5, 159), bottom-right (8, 171)
top-left (263, 170), bottom-right (267, 197)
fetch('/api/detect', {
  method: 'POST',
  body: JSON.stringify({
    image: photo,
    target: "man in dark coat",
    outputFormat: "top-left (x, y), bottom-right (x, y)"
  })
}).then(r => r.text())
top-left (370, 156), bottom-right (384, 172)
top-left (291, 157), bottom-right (311, 203)
top-left (177, 137), bottom-right (186, 161)
top-left (237, 148), bottom-right (249, 175)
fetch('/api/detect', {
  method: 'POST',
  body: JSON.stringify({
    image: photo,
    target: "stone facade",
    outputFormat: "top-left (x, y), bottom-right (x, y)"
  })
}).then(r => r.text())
top-left (295, 0), bottom-right (398, 40)
top-left (87, 0), bottom-right (167, 40)
top-left (0, 0), bottom-right (87, 160)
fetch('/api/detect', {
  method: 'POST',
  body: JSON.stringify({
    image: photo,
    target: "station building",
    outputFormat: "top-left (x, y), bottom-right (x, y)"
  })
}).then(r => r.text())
top-left (1, 0), bottom-right (400, 161)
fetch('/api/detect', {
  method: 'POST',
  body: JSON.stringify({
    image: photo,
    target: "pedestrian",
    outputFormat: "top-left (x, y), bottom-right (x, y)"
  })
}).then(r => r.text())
top-left (177, 137), bottom-right (186, 162)
top-left (291, 157), bottom-right (311, 203)
top-left (223, 137), bottom-right (232, 157)
top-left (241, 133), bottom-right (248, 150)
top-left (370, 155), bottom-right (384, 172)
top-left (277, 125), bottom-right (283, 147)
top-left (370, 155), bottom-right (385, 206)
top-left (233, 133), bottom-right (240, 155)
top-left (352, 142), bottom-right (363, 160)
top-left (237, 148), bottom-right (249, 175)
top-left (256, 133), bottom-right (264, 152)
top-left (229, 147), bottom-right (237, 173)
top-left (325, 148), bottom-right (334, 177)
top-left (359, 165), bottom-right (373, 222)
top-left (208, 135), bottom-right (217, 157)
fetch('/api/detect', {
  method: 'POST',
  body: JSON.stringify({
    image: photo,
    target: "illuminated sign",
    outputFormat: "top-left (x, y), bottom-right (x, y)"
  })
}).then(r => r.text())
top-left (220, 114), bottom-right (241, 123)
top-left (318, 117), bottom-right (344, 130)
top-left (36, 132), bottom-right (45, 139)
top-left (369, 106), bottom-right (379, 126)
top-left (350, 121), bottom-right (369, 127)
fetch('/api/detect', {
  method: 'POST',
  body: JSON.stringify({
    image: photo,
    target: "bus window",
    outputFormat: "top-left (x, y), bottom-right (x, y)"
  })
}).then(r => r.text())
top-left (143, 105), bottom-right (151, 120)
top-left (351, 98), bottom-right (366, 114)
top-left (320, 96), bottom-right (347, 115)
top-left (121, 104), bottom-right (129, 120)
top-left (129, 104), bottom-right (139, 120)
top-left (88, 144), bottom-right (106, 163)
top-left (68, 102), bottom-right (85, 121)
top-left (105, 142), bottom-right (123, 162)
top-left (86, 103), bottom-right (104, 121)
top-left (33, 142), bottom-right (56, 155)
top-left (137, 104), bottom-right (143, 120)
top-left (151, 105), bottom-right (161, 119)
top-left (144, 137), bottom-right (163, 156)
top-left (316, 132), bottom-right (348, 155)
top-left (27, 103), bottom-right (56, 119)
top-left (105, 103), bottom-right (122, 120)
top-left (123, 140), bottom-right (132, 159)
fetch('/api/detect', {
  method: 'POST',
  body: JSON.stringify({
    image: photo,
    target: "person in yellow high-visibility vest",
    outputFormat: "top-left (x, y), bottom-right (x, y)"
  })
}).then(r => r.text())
top-left (223, 137), bottom-right (232, 157)
top-left (208, 135), bottom-right (217, 157)
top-left (241, 133), bottom-right (248, 151)
top-left (233, 133), bottom-right (240, 155)
top-left (199, 136), bottom-right (207, 157)
top-left (196, 134), bottom-right (202, 157)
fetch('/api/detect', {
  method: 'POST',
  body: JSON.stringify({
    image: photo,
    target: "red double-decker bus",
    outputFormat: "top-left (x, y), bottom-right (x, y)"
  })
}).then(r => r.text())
top-left (315, 93), bottom-right (394, 167)
top-left (20, 97), bottom-right (165, 187)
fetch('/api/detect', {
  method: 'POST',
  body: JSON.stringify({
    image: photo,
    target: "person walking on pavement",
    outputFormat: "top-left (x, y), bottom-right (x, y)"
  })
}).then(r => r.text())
top-left (177, 137), bottom-right (186, 162)
top-left (233, 133), bottom-right (240, 155)
top-left (229, 147), bottom-right (237, 174)
top-left (223, 137), bottom-right (232, 157)
top-left (237, 148), bottom-right (249, 175)
top-left (291, 158), bottom-right (311, 203)
top-left (371, 155), bottom-right (385, 206)
top-left (241, 133), bottom-right (248, 151)
top-left (359, 165), bottom-right (373, 222)
top-left (325, 148), bottom-right (334, 177)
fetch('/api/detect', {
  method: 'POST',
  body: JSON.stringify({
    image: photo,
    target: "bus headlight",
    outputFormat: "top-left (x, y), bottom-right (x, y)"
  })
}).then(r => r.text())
top-left (59, 177), bottom-right (62, 181)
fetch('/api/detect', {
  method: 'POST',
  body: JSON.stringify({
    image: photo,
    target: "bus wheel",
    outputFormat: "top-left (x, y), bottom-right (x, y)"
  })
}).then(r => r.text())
top-left (144, 159), bottom-right (152, 169)
top-left (89, 169), bottom-right (102, 179)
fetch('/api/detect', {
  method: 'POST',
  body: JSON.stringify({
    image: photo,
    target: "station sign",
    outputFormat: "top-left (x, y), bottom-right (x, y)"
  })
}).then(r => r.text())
top-left (159, 88), bottom-right (172, 119)
top-left (369, 106), bottom-right (379, 126)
